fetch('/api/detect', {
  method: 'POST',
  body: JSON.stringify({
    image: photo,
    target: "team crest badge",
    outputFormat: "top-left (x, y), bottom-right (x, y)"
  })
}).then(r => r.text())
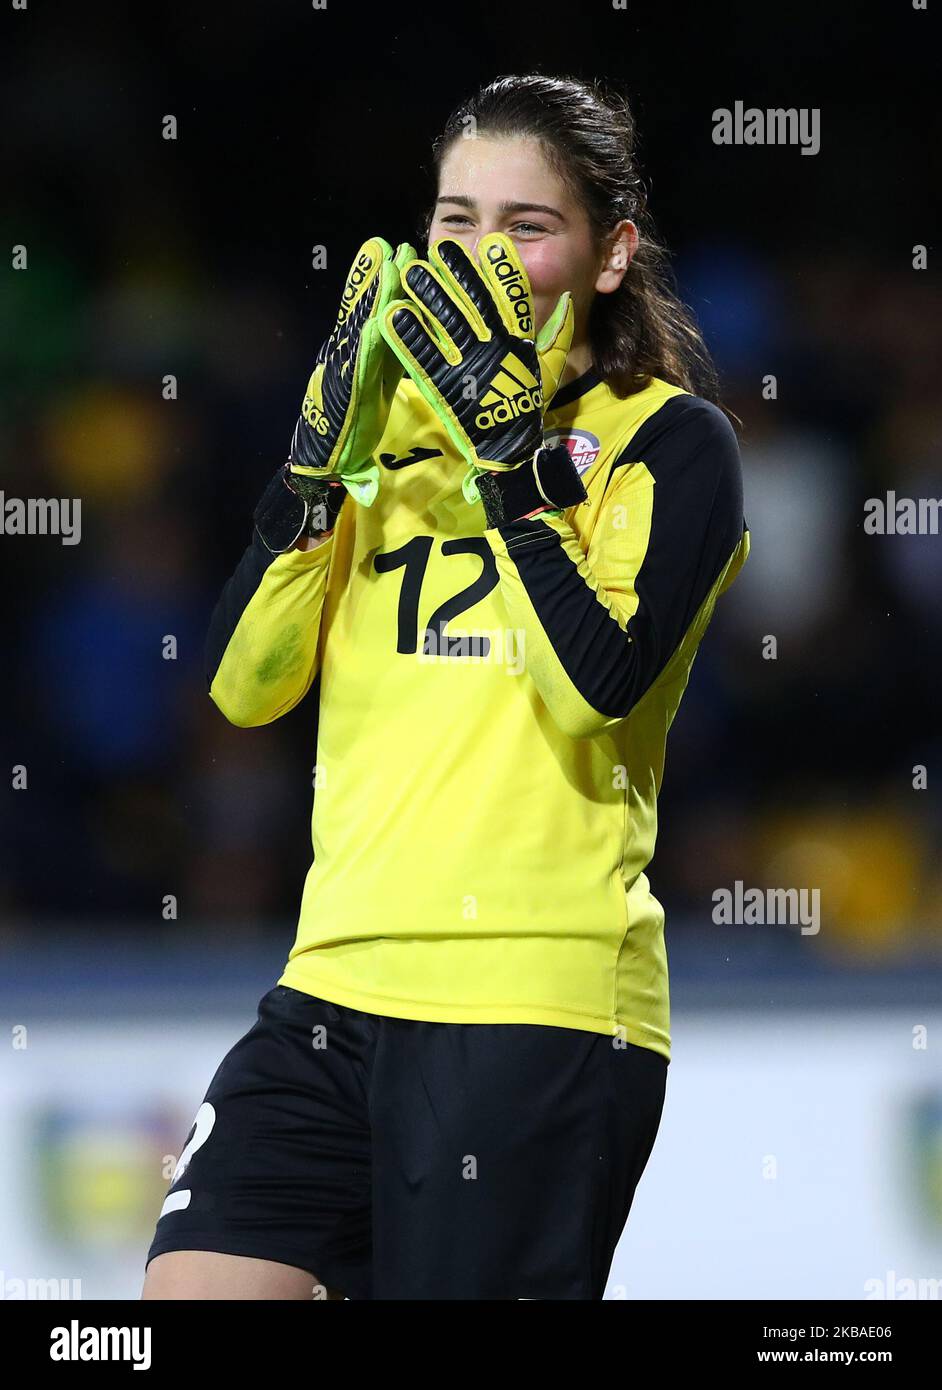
top-left (544, 428), bottom-right (601, 476)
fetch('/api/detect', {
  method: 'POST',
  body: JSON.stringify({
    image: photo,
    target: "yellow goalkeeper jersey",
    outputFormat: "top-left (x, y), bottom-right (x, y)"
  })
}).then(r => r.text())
top-left (206, 366), bottom-right (749, 1060)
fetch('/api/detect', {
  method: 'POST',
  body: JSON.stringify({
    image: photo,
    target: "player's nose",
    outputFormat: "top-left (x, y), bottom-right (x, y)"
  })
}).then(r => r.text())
top-left (471, 225), bottom-right (500, 256)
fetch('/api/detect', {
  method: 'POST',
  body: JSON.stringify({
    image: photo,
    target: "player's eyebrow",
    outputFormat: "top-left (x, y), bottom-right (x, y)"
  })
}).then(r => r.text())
top-left (436, 195), bottom-right (565, 221)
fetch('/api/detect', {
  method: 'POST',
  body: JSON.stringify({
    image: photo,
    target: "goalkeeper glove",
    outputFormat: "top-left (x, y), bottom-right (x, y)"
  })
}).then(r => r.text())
top-left (379, 233), bottom-right (588, 526)
top-left (255, 236), bottom-right (416, 554)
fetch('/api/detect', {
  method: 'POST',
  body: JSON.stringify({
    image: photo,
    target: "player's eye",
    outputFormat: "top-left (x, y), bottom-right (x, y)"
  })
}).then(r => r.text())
top-left (440, 215), bottom-right (475, 227)
top-left (510, 222), bottom-right (546, 236)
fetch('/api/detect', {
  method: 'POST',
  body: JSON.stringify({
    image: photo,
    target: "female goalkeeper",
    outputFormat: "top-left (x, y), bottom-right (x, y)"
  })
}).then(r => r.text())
top-left (143, 73), bottom-right (748, 1301)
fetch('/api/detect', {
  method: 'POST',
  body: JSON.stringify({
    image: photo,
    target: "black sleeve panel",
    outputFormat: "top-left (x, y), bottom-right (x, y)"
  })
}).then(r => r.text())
top-left (205, 529), bottom-right (277, 692)
top-left (495, 394), bottom-right (746, 720)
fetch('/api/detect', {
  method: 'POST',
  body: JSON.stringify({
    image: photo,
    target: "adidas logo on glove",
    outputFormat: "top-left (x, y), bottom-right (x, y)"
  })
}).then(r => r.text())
top-left (474, 353), bottom-right (543, 430)
top-left (301, 395), bottom-right (333, 436)
top-left (484, 240), bottom-right (534, 336)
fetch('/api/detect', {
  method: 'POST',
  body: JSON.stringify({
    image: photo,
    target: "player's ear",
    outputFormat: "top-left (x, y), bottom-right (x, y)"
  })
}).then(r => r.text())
top-left (595, 220), bottom-right (638, 294)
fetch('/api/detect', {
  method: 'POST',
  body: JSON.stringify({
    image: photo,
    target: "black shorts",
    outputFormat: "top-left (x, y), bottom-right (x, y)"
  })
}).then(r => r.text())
top-left (146, 985), bottom-right (668, 1299)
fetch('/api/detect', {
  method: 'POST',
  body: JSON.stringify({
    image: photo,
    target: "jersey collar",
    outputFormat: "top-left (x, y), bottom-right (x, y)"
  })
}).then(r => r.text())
top-left (547, 364), bottom-right (602, 412)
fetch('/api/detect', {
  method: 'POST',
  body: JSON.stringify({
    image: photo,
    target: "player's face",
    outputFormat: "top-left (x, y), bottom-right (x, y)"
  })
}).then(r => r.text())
top-left (428, 135), bottom-right (607, 342)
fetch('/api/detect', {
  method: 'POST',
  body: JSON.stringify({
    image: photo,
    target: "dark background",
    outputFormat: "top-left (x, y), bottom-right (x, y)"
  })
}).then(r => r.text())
top-left (2, 0), bottom-right (940, 974)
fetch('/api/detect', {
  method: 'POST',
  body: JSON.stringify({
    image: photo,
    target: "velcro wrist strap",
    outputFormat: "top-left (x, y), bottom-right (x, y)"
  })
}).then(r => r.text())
top-left (476, 443), bottom-right (589, 528)
top-left (298, 477), bottom-right (347, 537)
top-left (254, 467), bottom-right (306, 554)
top-left (253, 465), bottom-right (346, 554)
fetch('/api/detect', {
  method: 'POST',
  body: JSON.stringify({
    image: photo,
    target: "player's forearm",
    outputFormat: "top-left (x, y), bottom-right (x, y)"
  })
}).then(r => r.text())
top-left (484, 515), bottom-right (641, 739)
top-left (205, 530), bottom-right (333, 727)
top-left (294, 529), bottom-right (334, 551)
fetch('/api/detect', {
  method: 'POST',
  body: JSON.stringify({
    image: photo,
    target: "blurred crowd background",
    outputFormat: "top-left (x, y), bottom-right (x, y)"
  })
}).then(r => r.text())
top-left (2, 1), bottom-right (940, 968)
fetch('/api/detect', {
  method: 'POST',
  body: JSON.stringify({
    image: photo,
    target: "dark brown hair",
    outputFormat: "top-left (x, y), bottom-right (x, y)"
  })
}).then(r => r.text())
top-left (423, 73), bottom-right (723, 406)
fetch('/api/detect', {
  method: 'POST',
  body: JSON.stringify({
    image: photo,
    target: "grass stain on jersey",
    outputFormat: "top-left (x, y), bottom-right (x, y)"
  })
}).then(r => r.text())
top-left (256, 624), bottom-right (305, 684)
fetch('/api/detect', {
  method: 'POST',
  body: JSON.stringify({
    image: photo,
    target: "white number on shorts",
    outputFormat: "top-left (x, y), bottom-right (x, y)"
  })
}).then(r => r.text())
top-left (158, 1101), bottom-right (216, 1219)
